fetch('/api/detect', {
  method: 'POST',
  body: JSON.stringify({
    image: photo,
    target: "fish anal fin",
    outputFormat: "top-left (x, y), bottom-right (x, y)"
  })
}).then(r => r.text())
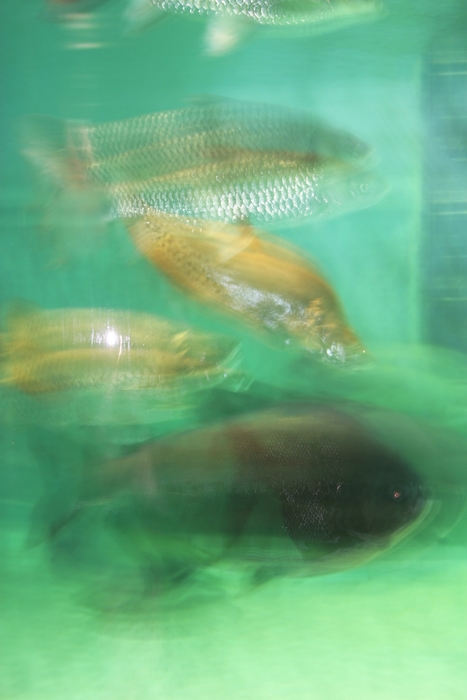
top-left (203, 221), bottom-right (260, 263)
top-left (204, 15), bottom-right (255, 56)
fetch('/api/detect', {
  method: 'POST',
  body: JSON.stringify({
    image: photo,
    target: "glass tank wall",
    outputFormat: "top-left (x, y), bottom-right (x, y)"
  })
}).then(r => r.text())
top-left (0, 2), bottom-right (466, 699)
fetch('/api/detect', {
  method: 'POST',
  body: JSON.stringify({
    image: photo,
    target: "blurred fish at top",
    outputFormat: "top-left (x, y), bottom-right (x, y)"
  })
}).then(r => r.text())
top-left (127, 213), bottom-right (365, 364)
top-left (125, 0), bottom-right (384, 55)
top-left (21, 99), bottom-right (386, 237)
top-left (44, 0), bottom-right (110, 21)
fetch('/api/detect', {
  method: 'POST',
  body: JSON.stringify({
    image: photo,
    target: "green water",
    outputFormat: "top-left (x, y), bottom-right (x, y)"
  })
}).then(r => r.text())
top-left (1, 1), bottom-right (467, 698)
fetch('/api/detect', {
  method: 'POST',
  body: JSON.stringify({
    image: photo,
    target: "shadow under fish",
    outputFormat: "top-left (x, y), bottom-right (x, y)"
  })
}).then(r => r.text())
top-left (126, 213), bottom-right (365, 364)
top-left (38, 403), bottom-right (432, 589)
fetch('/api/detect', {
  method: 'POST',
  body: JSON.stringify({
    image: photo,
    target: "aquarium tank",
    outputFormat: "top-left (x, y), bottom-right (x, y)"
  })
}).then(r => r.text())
top-left (0, 1), bottom-right (466, 699)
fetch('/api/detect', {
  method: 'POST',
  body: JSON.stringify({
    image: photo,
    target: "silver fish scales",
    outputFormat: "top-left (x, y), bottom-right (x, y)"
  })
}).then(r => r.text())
top-left (23, 99), bottom-right (386, 227)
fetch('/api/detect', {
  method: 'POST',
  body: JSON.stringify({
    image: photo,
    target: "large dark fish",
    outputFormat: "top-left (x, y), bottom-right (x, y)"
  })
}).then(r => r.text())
top-left (127, 214), bottom-right (365, 363)
top-left (22, 99), bottom-right (386, 231)
top-left (60, 404), bottom-right (429, 583)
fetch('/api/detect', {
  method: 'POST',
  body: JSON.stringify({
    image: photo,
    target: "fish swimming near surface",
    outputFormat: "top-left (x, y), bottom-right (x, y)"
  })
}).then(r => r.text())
top-left (126, 212), bottom-right (365, 364)
top-left (125, 0), bottom-right (384, 55)
top-left (45, 404), bottom-right (430, 585)
top-left (0, 301), bottom-right (243, 399)
top-left (44, 0), bottom-right (110, 20)
top-left (21, 99), bottom-right (386, 233)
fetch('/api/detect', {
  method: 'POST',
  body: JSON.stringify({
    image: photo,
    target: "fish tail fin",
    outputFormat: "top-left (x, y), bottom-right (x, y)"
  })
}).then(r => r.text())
top-left (1, 298), bottom-right (42, 357)
top-left (21, 114), bottom-right (89, 191)
top-left (25, 427), bottom-right (93, 547)
top-left (20, 115), bottom-right (113, 258)
top-left (26, 496), bottom-right (84, 548)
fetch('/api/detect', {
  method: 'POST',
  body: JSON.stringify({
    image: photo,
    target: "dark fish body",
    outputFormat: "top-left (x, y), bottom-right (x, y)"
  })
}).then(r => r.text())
top-left (81, 404), bottom-right (428, 578)
top-left (22, 100), bottom-right (385, 229)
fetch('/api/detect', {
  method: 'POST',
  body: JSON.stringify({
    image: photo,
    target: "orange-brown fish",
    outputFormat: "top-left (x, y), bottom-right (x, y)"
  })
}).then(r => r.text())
top-left (126, 212), bottom-right (365, 363)
top-left (0, 301), bottom-right (242, 398)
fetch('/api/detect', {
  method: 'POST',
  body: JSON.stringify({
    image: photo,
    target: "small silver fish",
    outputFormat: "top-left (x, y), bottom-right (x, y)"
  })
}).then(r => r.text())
top-left (125, 0), bottom-right (384, 55)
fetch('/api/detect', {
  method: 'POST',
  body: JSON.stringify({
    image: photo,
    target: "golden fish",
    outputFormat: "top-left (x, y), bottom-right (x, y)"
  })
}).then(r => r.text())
top-left (126, 212), bottom-right (365, 363)
top-left (22, 99), bottom-right (386, 230)
top-left (0, 302), bottom-right (242, 397)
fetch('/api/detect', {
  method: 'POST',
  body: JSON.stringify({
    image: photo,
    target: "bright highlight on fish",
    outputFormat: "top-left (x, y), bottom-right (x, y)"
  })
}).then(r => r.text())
top-left (126, 212), bottom-right (365, 363)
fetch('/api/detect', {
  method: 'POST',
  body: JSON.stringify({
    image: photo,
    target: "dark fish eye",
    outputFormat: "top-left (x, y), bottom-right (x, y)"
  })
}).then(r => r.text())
top-left (387, 483), bottom-right (419, 504)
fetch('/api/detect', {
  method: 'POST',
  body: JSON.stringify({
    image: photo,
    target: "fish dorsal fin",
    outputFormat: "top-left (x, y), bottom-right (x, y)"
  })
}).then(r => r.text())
top-left (202, 222), bottom-right (260, 263)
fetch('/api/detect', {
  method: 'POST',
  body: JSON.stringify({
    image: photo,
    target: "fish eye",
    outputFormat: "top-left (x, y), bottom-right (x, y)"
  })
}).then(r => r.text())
top-left (391, 487), bottom-right (405, 502)
top-left (387, 484), bottom-right (419, 504)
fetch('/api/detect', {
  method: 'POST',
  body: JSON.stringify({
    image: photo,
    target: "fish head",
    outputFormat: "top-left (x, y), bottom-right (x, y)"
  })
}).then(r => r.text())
top-left (281, 433), bottom-right (428, 553)
top-left (336, 455), bottom-right (428, 544)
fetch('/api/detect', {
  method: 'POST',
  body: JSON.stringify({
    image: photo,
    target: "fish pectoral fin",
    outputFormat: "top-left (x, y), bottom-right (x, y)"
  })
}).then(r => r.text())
top-left (124, 0), bottom-right (168, 33)
top-left (296, 541), bottom-right (385, 577)
top-left (204, 222), bottom-right (260, 263)
top-left (204, 15), bottom-right (255, 56)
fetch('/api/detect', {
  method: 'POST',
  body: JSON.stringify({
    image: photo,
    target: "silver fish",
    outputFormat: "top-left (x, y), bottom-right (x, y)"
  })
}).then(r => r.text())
top-left (125, 0), bottom-right (384, 55)
top-left (22, 99), bottom-right (386, 229)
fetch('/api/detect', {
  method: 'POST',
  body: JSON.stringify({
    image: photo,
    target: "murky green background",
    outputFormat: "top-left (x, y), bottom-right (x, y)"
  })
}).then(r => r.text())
top-left (1, 1), bottom-right (466, 698)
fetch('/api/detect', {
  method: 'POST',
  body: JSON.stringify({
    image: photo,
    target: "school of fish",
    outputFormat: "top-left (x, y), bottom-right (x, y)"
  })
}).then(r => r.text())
top-left (9, 0), bottom-right (460, 600)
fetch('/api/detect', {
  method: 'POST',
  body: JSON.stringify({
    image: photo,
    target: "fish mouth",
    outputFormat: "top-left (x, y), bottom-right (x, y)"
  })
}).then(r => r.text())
top-left (347, 493), bottom-right (435, 548)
